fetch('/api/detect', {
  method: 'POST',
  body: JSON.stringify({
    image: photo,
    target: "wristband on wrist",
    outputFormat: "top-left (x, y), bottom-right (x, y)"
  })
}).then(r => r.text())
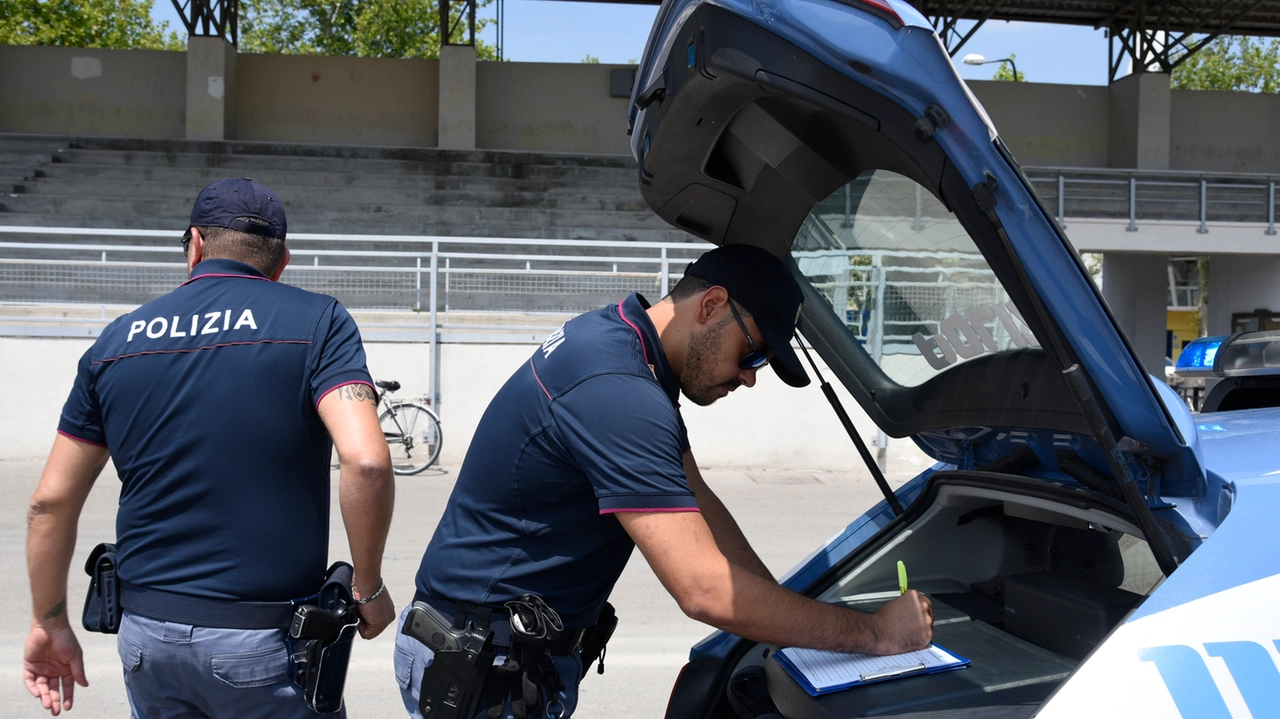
top-left (355, 579), bottom-right (386, 605)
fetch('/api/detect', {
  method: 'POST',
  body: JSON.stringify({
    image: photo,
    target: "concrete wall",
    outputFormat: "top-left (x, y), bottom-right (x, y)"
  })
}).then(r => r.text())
top-left (476, 62), bottom-right (633, 155)
top-left (1171, 89), bottom-right (1280, 173)
top-left (1205, 255), bottom-right (1280, 336)
top-left (1101, 253), bottom-right (1168, 376)
top-left (1107, 72), bottom-right (1172, 169)
top-left (6, 44), bottom-right (1280, 171)
top-left (1, 337), bottom-right (929, 476)
top-left (0, 45), bottom-right (185, 139)
top-left (969, 80), bottom-right (1110, 167)
top-left (236, 54), bottom-right (439, 147)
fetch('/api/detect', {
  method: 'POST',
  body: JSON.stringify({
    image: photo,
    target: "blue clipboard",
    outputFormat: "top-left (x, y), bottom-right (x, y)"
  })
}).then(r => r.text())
top-left (772, 643), bottom-right (971, 696)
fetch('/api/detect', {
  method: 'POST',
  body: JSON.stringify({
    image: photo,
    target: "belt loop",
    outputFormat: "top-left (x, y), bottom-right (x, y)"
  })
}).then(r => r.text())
top-left (161, 621), bottom-right (194, 642)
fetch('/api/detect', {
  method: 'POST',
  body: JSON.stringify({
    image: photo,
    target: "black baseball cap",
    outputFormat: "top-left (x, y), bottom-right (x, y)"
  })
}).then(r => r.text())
top-left (189, 178), bottom-right (287, 240)
top-left (685, 244), bottom-right (809, 388)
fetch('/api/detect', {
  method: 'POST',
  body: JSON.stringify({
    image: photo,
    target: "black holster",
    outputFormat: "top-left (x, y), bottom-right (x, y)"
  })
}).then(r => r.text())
top-left (578, 602), bottom-right (617, 679)
top-left (406, 601), bottom-right (498, 719)
top-left (288, 562), bottom-right (360, 714)
top-left (82, 542), bottom-right (121, 634)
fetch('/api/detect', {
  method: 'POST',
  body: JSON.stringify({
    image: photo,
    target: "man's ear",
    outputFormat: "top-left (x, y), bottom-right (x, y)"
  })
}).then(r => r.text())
top-left (269, 248), bottom-right (291, 282)
top-left (694, 285), bottom-right (730, 326)
top-left (187, 227), bottom-right (205, 275)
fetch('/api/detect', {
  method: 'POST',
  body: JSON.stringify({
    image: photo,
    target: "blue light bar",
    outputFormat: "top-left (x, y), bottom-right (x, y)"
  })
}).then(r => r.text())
top-left (1175, 330), bottom-right (1280, 378)
top-left (1175, 335), bottom-right (1227, 377)
top-left (1217, 329), bottom-right (1280, 377)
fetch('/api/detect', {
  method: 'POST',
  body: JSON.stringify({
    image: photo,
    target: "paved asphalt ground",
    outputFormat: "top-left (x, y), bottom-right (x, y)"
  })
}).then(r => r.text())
top-left (1, 458), bottom-right (909, 718)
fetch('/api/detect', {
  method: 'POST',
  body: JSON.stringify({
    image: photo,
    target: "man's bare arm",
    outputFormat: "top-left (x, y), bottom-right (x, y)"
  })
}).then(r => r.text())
top-left (318, 383), bottom-right (396, 639)
top-left (28, 435), bottom-right (107, 630)
top-left (682, 451), bottom-right (773, 580)
top-left (617, 510), bottom-right (933, 655)
top-left (25, 434), bottom-right (108, 715)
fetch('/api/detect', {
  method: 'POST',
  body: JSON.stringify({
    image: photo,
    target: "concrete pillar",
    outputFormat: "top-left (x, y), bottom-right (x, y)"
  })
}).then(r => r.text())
top-left (1102, 253), bottom-right (1169, 378)
top-left (185, 36), bottom-right (237, 141)
top-left (1206, 255), bottom-right (1280, 335)
top-left (438, 45), bottom-right (476, 150)
top-left (1108, 72), bottom-right (1171, 169)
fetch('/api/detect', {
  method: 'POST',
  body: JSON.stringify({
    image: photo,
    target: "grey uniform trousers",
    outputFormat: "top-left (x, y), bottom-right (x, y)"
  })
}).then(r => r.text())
top-left (118, 610), bottom-right (341, 719)
top-left (393, 605), bottom-right (582, 719)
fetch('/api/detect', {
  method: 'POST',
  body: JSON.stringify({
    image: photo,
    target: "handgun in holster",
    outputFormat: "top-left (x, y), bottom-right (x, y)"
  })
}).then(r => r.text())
top-left (402, 600), bottom-right (496, 719)
top-left (289, 562), bottom-right (361, 714)
top-left (578, 601), bottom-right (618, 679)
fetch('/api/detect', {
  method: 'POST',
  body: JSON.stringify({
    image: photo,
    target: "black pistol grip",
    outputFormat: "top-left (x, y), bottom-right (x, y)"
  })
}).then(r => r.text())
top-left (403, 602), bottom-right (463, 654)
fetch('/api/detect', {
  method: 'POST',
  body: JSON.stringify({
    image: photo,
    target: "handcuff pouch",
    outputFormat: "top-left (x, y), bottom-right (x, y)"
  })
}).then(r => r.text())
top-left (82, 542), bottom-right (120, 634)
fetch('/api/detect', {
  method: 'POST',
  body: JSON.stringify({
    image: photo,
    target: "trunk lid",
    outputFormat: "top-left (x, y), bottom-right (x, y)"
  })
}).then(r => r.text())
top-left (628, 0), bottom-right (1208, 567)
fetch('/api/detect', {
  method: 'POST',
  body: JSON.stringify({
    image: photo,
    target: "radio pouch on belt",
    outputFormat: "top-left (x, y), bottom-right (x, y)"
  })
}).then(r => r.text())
top-left (288, 561), bottom-right (360, 714)
top-left (402, 600), bottom-right (497, 719)
top-left (82, 542), bottom-right (121, 634)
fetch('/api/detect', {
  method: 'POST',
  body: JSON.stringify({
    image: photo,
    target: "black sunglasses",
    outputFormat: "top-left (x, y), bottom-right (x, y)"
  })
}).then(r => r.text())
top-left (181, 228), bottom-right (192, 257)
top-left (728, 300), bottom-right (769, 370)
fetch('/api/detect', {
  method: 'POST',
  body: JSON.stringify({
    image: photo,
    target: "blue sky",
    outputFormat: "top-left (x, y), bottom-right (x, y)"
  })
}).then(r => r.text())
top-left (151, 1), bottom-right (1111, 86)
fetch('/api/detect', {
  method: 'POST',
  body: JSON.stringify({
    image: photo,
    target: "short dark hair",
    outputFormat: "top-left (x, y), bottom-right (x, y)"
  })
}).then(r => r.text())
top-left (195, 226), bottom-right (287, 275)
top-left (666, 273), bottom-right (714, 303)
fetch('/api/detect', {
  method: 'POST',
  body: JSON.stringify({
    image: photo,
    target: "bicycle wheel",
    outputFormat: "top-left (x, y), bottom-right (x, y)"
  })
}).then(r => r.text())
top-left (380, 402), bottom-right (443, 475)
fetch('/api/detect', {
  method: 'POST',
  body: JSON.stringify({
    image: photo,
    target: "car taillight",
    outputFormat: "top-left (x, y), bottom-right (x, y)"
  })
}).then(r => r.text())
top-left (834, 0), bottom-right (904, 28)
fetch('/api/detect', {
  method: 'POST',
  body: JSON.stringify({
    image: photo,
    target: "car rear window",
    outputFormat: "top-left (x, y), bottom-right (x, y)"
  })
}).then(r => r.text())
top-left (793, 169), bottom-right (1040, 387)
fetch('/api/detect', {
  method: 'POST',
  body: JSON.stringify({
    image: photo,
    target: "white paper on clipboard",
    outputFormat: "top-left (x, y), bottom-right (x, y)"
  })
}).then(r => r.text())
top-left (774, 643), bottom-right (968, 695)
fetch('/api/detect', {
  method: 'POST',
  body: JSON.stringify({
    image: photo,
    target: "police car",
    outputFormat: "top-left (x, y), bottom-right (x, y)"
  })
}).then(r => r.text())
top-left (627, 0), bottom-right (1280, 716)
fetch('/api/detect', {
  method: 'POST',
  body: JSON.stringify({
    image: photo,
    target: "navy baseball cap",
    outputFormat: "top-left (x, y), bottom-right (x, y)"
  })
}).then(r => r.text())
top-left (189, 178), bottom-right (287, 240)
top-left (685, 244), bottom-right (809, 388)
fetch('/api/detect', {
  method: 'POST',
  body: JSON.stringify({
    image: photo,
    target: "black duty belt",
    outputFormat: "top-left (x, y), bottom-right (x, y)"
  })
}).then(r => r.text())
top-left (413, 591), bottom-right (586, 654)
top-left (121, 581), bottom-right (299, 630)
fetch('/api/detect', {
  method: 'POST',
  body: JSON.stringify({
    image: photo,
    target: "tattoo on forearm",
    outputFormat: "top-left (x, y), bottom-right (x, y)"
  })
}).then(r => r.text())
top-left (337, 384), bottom-right (376, 403)
top-left (43, 600), bottom-right (65, 620)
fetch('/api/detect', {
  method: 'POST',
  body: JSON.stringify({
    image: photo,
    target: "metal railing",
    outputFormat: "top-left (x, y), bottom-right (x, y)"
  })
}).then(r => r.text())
top-left (795, 249), bottom-right (1018, 361)
top-left (0, 226), bottom-right (711, 408)
top-left (1024, 167), bottom-right (1279, 234)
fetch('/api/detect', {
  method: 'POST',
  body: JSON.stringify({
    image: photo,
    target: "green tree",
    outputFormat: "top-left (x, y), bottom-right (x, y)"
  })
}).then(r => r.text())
top-left (581, 54), bottom-right (600, 64)
top-left (991, 54), bottom-right (1025, 82)
top-left (240, 0), bottom-right (498, 60)
top-left (0, 0), bottom-right (184, 50)
top-left (1172, 36), bottom-right (1280, 93)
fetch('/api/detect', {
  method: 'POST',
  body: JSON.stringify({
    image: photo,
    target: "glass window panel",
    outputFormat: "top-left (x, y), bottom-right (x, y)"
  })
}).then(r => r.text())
top-left (793, 169), bottom-right (1039, 387)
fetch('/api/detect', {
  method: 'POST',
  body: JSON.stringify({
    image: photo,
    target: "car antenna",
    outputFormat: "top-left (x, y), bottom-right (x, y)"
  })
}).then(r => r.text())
top-left (795, 332), bottom-right (904, 516)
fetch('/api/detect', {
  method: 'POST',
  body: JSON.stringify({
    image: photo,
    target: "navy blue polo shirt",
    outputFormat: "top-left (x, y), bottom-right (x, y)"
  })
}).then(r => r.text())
top-left (58, 258), bottom-right (373, 602)
top-left (416, 293), bottom-right (699, 628)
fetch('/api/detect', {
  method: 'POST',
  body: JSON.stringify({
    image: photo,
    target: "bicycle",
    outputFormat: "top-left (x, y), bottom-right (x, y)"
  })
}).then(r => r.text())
top-left (373, 380), bottom-right (443, 475)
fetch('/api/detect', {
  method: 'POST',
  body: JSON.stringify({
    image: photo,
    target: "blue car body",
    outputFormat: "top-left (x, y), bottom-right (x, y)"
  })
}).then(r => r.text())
top-left (628, 0), bottom-right (1280, 716)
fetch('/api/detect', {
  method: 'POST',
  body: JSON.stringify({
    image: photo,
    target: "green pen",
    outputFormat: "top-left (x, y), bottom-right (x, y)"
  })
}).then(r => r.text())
top-left (897, 560), bottom-right (908, 595)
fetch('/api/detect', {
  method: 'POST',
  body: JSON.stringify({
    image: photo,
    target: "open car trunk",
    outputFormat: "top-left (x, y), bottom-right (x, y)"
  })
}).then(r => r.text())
top-left (729, 473), bottom-right (1162, 718)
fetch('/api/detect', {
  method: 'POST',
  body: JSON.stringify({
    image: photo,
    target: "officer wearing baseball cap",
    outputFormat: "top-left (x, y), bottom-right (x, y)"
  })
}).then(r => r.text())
top-left (25, 178), bottom-right (397, 718)
top-left (393, 243), bottom-right (933, 718)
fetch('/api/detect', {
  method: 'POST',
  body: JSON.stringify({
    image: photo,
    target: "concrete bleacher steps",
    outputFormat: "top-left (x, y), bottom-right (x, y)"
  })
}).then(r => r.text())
top-left (0, 134), bottom-right (698, 245)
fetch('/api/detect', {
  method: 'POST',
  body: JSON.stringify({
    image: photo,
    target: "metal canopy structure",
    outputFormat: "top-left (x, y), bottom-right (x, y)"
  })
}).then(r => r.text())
top-left (441, 0), bottom-right (480, 47)
top-left (171, 0), bottom-right (238, 45)
top-left (173, 0), bottom-right (1280, 82)
top-left (911, 0), bottom-right (1280, 80)
top-left (171, 0), bottom-right (479, 51)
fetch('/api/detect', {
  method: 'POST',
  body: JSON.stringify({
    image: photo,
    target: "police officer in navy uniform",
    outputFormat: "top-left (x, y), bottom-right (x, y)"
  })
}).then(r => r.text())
top-left (24, 179), bottom-right (397, 718)
top-left (394, 244), bottom-right (933, 718)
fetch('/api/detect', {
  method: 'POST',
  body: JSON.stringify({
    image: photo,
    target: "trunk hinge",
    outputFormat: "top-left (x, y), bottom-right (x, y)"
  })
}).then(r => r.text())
top-left (970, 171), bottom-right (1182, 575)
